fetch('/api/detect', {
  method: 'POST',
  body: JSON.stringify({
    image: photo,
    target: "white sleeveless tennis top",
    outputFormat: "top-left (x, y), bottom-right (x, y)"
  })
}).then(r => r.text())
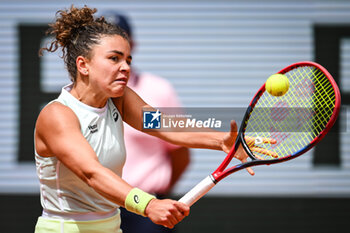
top-left (35, 84), bottom-right (126, 214)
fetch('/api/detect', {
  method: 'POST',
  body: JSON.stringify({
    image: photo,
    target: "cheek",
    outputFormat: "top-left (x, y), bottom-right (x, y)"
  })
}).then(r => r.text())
top-left (91, 63), bottom-right (114, 80)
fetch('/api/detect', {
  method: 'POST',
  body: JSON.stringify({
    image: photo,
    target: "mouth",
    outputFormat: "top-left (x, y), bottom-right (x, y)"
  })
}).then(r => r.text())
top-left (114, 77), bottom-right (128, 84)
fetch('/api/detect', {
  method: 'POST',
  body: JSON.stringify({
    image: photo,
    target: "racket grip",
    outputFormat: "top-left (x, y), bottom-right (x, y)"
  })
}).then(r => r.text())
top-left (178, 175), bottom-right (216, 206)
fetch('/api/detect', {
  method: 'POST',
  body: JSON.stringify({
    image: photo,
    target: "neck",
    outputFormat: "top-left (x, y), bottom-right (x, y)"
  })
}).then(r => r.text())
top-left (70, 81), bottom-right (108, 108)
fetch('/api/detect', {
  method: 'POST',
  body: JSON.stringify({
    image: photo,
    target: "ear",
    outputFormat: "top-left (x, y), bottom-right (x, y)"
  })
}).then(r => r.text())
top-left (76, 55), bottom-right (89, 76)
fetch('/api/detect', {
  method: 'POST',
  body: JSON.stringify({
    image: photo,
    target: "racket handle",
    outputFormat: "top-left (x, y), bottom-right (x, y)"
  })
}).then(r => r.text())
top-left (178, 175), bottom-right (216, 206)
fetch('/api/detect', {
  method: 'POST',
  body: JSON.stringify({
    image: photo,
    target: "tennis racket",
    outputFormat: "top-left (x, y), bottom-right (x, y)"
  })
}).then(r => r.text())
top-left (179, 61), bottom-right (341, 206)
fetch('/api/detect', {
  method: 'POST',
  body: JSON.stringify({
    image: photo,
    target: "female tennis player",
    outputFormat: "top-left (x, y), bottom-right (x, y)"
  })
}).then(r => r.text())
top-left (34, 5), bottom-right (255, 233)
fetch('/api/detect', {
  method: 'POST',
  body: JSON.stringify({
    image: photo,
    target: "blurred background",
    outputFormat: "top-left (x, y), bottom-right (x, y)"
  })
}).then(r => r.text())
top-left (1, 0), bottom-right (350, 232)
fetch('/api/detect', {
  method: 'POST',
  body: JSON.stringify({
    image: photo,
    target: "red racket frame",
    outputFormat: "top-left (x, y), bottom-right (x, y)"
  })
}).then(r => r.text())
top-left (211, 61), bottom-right (341, 182)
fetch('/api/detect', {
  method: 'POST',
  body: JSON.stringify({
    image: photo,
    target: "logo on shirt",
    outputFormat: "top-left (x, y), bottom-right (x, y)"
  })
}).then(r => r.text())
top-left (143, 109), bottom-right (161, 129)
top-left (112, 109), bottom-right (119, 122)
top-left (88, 124), bottom-right (98, 133)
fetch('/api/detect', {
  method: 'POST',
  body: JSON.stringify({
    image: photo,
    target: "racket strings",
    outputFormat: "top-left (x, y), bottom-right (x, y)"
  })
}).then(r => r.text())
top-left (293, 68), bottom-right (334, 135)
top-left (244, 65), bottom-right (336, 160)
top-left (310, 69), bottom-right (335, 136)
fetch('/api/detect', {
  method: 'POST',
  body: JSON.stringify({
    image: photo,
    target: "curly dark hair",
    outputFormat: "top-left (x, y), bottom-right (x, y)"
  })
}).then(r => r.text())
top-left (40, 5), bottom-right (130, 82)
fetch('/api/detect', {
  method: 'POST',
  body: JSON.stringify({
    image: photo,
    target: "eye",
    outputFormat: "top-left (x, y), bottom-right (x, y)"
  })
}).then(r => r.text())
top-left (110, 56), bottom-right (119, 62)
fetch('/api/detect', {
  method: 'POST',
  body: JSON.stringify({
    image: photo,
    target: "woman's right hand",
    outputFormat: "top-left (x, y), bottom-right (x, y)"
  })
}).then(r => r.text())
top-left (145, 199), bottom-right (190, 228)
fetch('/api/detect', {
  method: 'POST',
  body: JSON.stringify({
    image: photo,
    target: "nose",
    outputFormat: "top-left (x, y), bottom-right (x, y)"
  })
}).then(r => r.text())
top-left (120, 61), bottom-right (130, 73)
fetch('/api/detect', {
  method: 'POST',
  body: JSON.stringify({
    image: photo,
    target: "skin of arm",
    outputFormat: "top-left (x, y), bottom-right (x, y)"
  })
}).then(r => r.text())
top-left (168, 147), bottom-right (190, 193)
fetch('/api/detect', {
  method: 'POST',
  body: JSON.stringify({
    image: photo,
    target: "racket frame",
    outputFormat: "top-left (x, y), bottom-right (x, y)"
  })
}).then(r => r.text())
top-left (212, 61), bottom-right (341, 182)
top-left (179, 61), bottom-right (341, 206)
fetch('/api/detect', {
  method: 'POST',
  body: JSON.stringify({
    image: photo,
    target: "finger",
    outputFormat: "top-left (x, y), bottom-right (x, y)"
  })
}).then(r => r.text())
top-left (161, 214), bottom-right (176, 229)
top-left (168, 216), bottom-right (177, 229)
top-left (253, 153), bottom-right (265, 160)
top-left (176, 202), bottom-right (190, 216)
top-left (245, 136), bottom-right (277, 145)
top-left (229, 120), bottom-right (237, 135)
top-left (172, 211), bottom-right (185, 224)
top-left (264, 137), bottom-right (277, 144)
top-left (241, 158), bottom-right (255, 176)
top-left (250, 147), bottom-right (278, 158)
top-left (163, 222), bottom-right (174, 229)
top-left (246, 167), bottom-right (255, 176)
top-left (171, 202), bottom-right (189, 222)
top-left (169, 209), bottom-right (183, 228)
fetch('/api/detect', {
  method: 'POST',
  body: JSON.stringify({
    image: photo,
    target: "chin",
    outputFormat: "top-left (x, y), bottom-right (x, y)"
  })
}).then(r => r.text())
top-left (110, 87), bottom-right (125, 98)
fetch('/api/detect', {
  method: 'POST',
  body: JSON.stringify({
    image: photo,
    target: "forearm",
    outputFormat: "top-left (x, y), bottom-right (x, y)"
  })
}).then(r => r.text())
top-left (84, 165), bottom-right (132, 207)
top-left (168, 147), bottom-right (190, 192)
top-left (84, 165), bottom-right (189, 228)
top-left (148, 131), bottom-right (225, 151)
top-left (119, 88), bottom-right (229, 151)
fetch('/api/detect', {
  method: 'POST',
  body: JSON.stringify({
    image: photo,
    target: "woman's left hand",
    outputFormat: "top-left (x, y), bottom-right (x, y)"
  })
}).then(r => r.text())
top-left (221, 120), bottom-right (278, 176)
top-left (221, 120), bottom-right (255, 176)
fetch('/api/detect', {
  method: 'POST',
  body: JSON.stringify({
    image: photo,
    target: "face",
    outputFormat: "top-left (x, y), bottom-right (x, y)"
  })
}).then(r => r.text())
top-left (85, 35), bottom-right (132, 98)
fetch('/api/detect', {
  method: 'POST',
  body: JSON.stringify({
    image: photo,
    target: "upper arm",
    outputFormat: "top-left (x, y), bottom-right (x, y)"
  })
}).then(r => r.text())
top-left (35, 102), bottom-right (102, 182)
top-left (114, 86), bottom-right (192, 146)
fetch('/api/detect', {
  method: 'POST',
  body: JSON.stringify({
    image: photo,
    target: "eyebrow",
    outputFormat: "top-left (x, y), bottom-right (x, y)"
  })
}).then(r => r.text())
top-left (108, 50), bottom-right (132, 60)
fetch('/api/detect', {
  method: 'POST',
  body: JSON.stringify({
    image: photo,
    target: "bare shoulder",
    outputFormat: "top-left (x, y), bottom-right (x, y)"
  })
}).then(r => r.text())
top-left (36, 101), bottom-right (80, 133)
top-left (35, 101), bottom-right (81, 157)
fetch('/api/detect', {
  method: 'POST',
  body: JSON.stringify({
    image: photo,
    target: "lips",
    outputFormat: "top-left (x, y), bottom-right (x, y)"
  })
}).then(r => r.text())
top-left (114, 77), bottom-right (128, 84)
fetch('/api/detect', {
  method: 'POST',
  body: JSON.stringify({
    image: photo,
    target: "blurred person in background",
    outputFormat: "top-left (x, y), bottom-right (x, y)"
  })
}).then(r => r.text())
top-left (104, 12), bottom-right (191, 233)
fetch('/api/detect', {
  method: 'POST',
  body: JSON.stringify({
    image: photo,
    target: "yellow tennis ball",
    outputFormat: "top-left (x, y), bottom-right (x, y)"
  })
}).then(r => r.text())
top-left (265, 74), bottom-right (289, 96)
